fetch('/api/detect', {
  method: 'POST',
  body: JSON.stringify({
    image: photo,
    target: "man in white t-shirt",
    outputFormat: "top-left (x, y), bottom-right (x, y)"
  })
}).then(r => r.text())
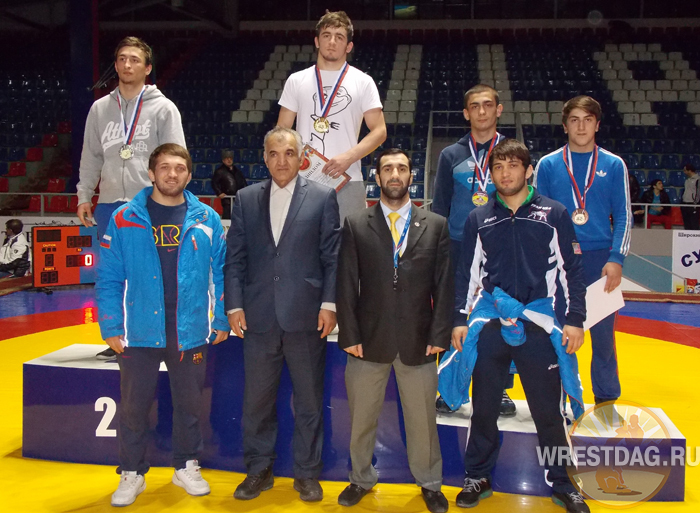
top-left (278, 10), bottom-right (387, 221)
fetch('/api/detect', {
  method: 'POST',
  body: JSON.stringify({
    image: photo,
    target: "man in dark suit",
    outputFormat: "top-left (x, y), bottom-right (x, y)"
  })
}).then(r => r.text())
top-left (336, 148), bottom-right (453, 513)
top-left (224, 127), bottom-right (341, 502)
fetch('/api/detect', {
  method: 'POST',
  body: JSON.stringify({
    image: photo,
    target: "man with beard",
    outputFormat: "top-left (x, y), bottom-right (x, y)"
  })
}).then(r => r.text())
top-left (277, 10), bottom-right (386, 221)
top-left (96, 143), bottom-right (229, 506)
top-left (336, 149), bottom-right (452, 513)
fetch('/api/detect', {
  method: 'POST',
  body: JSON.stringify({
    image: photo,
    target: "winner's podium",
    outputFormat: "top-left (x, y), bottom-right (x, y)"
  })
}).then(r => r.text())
top-left (23, 342), bottom-right (685, 502)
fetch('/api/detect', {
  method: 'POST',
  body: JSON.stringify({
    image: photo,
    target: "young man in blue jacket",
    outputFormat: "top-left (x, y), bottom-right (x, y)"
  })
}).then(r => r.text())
top-left (432, 83), bottom-right (515, 416)
top-left (534, 96), bottom-right (632, 409)
top-left (452, 139), bottom-right (589, 513)
top-left (96, 143), bottom-right (229, 507)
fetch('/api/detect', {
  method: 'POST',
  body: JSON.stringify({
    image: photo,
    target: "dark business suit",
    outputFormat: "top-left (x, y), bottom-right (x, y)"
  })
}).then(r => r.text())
top-left (224, 175), bottom-right (340, 478)
top-left (337, 202), bottom-right (453, 491)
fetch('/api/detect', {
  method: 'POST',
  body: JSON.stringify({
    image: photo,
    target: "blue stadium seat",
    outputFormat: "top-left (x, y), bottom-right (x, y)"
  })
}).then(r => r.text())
top-left (395, 123), bottom-right (413, 136)
top-left (186, 180), bottom-right (204, 195)
top-left (669, 171), bottom-right (685, 188)
top-left (660, 154), bottom-right (681, 170)
top-left (633, 139), bottom-right (653, 154)
top-left (205, 149), bottom-right (219, 163)
top-left (252, 164), bottom-right (269, 180)
top-left (409, 184), bottom-right (425, 199)
top-left (9, 148), bottom-right (25, 161)
top-left (367, 168), bottom-right (377, 181)
top-left (647, 170), bottom-right (667, 185)
top-left (365, 183), bottom-right (379, 199)
top-left (189, 148), bottom-right (204, 163)
top-left (653, 139), bottom-right (675, 154)
top-left (412, 167), bottom-right (425, 183)
top-left (202, 180), bottom-right (215, 195)
top-left (241, 150), bottom-right (259, 164)
top-left (0, 162), bottom-right (7, 176)
top-left (617, 139), bottom-right (634, 153)
top-left (394, 137), bottom-right (411, 151)
top-left (632, 170), bottom-right (647, 187)
top-left (640, 155), bottom-right (660, 169)
top-left (666, 187), bottom-right (679, 204)
top-left (412, 152), bottom-right (426, 166)
top-left (412, 138), bottom-right (427, 151)
top-left (194, 164), bottom-right (213, 179)
top-left (621, 154), bottom-right (640, 169)
top-left (232, 134), bottom-right (247, 149)
top-left (681, 154), bottom-right (700, 169)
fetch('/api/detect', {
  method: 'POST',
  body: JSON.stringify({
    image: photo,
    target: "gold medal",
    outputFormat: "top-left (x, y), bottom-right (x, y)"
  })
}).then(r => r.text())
top-left (119, 144), bottom-right (134, 160)
top-left (472, 191), bottom-right (489, 206)
top-left (313, 117), bottom-right (330, 133)
top-left (572, 208), bottom-right (589, 226)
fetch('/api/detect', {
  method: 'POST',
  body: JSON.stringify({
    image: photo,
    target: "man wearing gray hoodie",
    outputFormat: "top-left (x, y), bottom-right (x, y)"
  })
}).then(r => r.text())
top-left (76, 36), bottom-right (185, 234)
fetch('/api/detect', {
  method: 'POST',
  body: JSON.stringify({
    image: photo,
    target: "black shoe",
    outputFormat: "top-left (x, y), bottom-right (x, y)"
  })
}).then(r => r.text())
top-left (294, 477), bottom-right (323, 502)
top-left (96, 347), bottom-right (117, 359)
top-left (551, 491), bottom-right (590, 512)
top-left (456, 477), bottom-right (492, 508)
top-left (499, 390), bottom-right (516, 417)
top-left (436, 396), bottom-right (456, 414)
top-left (421, 488), bottom-right (449, 513)
top-left (233, 466), bottom-right (273, 500)
top-left (338, 483), bottom-right (370, 506)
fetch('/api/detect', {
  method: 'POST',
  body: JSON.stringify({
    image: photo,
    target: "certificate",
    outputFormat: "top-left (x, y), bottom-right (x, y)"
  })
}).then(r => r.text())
top-left (299, 145), bottom-right (351, 192)
top-left (583, 277), bottom-right (625, 331)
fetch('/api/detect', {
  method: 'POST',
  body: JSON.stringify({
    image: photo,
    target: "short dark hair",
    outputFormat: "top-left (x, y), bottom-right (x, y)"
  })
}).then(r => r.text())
top-left (464, 84), bottom-right (500, 109)
top-left (649, 178), bottom-right (663, 188)
top-left (149, 143), bottom-right (192, 174)
top-left (376, 148), bottom-right (412, 173)
top-left (5, 219), bottom-right (22, 234)
top-left (115, 36), bottom-right (153, 67)
top-left (316, 10), bottom-right (353, 43)
top-left (684, 163), bottom-right (696, 173)
top-left (562, 95), bottom-right (602, 124)
top-left (489, 139), bottom-right (531, 170)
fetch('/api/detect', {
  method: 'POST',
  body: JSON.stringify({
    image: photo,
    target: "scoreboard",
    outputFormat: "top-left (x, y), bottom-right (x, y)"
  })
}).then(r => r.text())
top-left (32, 226), bottom-right (99, 287)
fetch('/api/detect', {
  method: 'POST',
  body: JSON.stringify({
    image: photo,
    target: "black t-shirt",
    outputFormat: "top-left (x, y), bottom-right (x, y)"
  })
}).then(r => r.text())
top-left (147, 196), bottom-right (187, 345)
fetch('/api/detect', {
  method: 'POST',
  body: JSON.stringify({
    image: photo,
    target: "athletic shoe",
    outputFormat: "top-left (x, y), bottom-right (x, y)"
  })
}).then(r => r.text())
top-left (172, 459), bottom-right (210, 496)
top-left (96, 347), bottom-right (117, 360)
top-left (552, 491), bottom-right (590, 512)
top-left (456, 477), bottom-right (492, 508)
top-left (111, 471), bottom-right (146, 507)
top-left (499, 390), bottom-right (516, 417)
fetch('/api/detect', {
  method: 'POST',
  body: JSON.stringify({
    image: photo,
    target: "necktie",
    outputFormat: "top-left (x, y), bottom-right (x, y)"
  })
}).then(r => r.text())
top-left (388, 212), bottom-right (401, 246)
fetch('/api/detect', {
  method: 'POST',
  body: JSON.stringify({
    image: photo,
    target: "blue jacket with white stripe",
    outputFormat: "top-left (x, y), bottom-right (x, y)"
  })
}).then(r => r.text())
top-left (96, 188), bottom-right (229, 351)
top-left (533, 146), bottom-right (632, 265)
top-left (455, 187), bottom-right (586, 329)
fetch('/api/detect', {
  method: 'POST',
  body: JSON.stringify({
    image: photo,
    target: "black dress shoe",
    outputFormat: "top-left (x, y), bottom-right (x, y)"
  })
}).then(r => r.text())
top-left (421, 488), bottom-right (449, 513)
top-left (96, 347), bottom-right (117, 359)
top-left (338, 483), bottom-right (371, 506)
top-left (499, 390), bottom-right (516, 417)
top-left (436, 396), bottom-right (456, 414)
top-left (294, 477), bottom-right (323, 502)
top-left (234, 466), bottom-right (273, 500)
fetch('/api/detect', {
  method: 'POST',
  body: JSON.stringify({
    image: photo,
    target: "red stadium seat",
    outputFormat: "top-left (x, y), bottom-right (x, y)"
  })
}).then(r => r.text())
top-left (26, 147), bottom-right (43, 162)
top-left (28, 195), bottom-right (41, 212)
top-left (198, 197), bottom-right (212, 207)
top-left (46, 195), bottom-right (68, 213)
top-left (8, 162), bottom-right (26, 176)
top-left (0, 177), bottom-right (8, 192)
top-left (67, 195), bottom-right (79, 213)
top-left (213, 198), bottom-right (223, 215)
top-left (47, 178), bottom-right (66, 193)
top-left (57, 121), bottom-right (71, 134)
top-left (671, 207), bottom-right (684, 227)
top-left (41, 134), bottom-right (58, 147)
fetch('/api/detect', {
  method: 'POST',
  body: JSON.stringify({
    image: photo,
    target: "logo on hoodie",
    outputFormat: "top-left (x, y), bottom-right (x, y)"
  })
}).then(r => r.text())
top-left (101, 120), bottom-right (152, 152)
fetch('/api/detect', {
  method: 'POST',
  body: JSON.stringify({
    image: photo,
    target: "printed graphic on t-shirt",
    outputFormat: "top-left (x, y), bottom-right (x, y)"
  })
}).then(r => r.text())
top-left (152, 224), bottom-right (182, 249)
top-left (310, 85), bottom-right (352, 156)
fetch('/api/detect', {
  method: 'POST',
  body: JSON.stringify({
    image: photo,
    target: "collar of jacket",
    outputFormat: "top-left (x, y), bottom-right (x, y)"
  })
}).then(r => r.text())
top-left (494, 185), bottom-right (536, 213)
top-left (128, 187), bottom-right (208, 226)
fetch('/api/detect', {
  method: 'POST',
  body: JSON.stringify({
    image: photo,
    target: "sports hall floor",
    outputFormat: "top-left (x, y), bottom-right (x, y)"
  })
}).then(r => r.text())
top-left (0, 286), bottom-right (698, 512)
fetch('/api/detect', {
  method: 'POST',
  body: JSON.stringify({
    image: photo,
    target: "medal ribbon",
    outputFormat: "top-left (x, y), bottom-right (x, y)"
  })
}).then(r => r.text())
top-left (468, 133), bottom-right (502, 192)
top-left (116, 85), bottom-right (146, 146)
top-left (393, 208), bottom-right (412, 270)
top-left (562, 144), bottom-right (598, 210)
top-left (315, 63), bottom-right (349, 119)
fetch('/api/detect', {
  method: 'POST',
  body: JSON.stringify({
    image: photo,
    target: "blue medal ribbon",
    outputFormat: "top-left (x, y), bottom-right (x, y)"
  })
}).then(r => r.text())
top-left (392, 208), bottom-right (412, 287)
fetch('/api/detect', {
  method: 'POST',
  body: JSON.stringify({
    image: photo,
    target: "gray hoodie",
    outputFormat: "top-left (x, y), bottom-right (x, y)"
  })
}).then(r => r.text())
top-left (77, 85), bottom-right (185, 205)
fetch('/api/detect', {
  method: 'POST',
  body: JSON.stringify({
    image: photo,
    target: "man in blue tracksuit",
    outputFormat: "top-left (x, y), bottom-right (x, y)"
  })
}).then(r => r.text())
top-left (96, 144), bottom-right (229, 507)
top-left (534, 96), bottom-right (632, 407)
top-left (452, 139), bottom-right (590, 513)
top-left (432, 84), bottom-right (515, 416)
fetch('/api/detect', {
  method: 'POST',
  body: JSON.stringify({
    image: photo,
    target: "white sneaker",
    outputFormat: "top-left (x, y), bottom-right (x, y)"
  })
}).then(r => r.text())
top-left (111, 471), bottom-right (146, 507)
top-left (172, 459), bottom-right (211, 496)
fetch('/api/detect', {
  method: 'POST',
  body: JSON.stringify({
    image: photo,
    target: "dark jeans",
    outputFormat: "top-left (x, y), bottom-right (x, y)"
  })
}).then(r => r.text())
top-left (464, 320), bottom-right (575, 494)
top-left (242, 318), bottom-right (326, 478)
top-left (681, 203), bottom-right (700, 230)
top-left (116, 341), bottom-right (208, 474)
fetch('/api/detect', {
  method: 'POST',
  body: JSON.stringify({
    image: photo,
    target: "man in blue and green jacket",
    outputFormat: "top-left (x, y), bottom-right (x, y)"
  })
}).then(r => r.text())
top-left (96, 143), bottom-right (229, 507)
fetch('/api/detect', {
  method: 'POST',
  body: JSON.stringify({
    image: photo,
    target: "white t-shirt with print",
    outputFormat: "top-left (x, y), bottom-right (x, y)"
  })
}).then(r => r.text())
top-left (279, 65), bottom-right (383, 182)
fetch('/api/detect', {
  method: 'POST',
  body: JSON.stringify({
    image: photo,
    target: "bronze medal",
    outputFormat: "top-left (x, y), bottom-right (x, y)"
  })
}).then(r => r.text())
top-left (572, 208), bottom-right (589, 226)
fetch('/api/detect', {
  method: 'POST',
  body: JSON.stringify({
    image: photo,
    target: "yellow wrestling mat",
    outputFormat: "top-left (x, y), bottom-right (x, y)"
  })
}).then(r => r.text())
top-left (0, 323), bottom-right (697, 512)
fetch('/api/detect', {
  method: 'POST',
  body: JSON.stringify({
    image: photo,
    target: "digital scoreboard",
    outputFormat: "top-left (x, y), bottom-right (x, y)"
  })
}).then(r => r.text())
top-left (32, 226), bottom-right (99, 287)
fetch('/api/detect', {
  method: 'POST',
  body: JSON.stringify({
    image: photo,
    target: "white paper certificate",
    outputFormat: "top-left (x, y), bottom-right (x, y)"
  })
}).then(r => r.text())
top-left (583, 276), bottom-right (625, 331)
top-left (299, 145), bottom-right (351, 193)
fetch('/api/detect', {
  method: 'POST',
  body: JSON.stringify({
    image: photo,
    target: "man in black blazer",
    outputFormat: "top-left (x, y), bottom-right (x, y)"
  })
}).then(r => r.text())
top-left (336, 148), bottom-right (453, 513)
top-left (224, 127), bottom-right (341, 502)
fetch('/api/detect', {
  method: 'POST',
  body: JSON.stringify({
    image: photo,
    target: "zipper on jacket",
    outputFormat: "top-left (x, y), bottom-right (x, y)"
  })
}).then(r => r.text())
top-left (511, 211), bottom-right (518, 299)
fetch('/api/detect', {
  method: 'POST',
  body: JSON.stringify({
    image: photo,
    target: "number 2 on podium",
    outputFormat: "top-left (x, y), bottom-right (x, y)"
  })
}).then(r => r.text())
top-left (95, 397), bottom-right (117, 437)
